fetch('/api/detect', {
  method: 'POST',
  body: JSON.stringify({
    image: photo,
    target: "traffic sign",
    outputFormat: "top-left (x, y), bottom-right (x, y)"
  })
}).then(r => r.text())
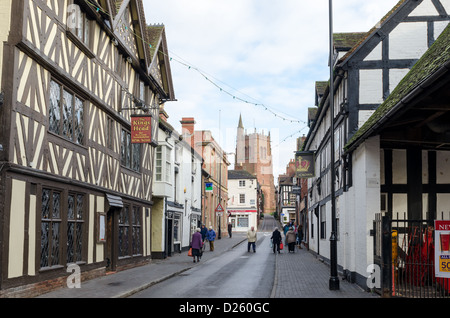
top-left (215, 203), bottom-right (224, 212)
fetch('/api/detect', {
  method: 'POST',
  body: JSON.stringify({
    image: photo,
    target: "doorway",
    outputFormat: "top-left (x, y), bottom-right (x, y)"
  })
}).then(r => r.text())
top-left (167, 218), bottom-right (173, 256)
top-left (106, 207), bottom-right (118, 271)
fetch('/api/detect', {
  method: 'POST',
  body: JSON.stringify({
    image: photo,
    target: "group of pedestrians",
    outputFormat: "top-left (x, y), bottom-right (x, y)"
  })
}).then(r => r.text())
top-left (272, 222), bottom-right (304, 254)
top-left (190, 221), bottom-right (304, 262)
top-left (190, 224), bottom-right (217, 263)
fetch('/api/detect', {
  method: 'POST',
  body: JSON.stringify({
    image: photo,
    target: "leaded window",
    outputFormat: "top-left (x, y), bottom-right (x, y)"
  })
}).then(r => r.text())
top-left (49, 79), bottom-right (84, 145)
top-left (67, 193), bottom-right (84, 264)
top-left (41, 189), bottom-right (62, 268)
top-left (118, 206), bottom-right (130, 257)
top-left (121, 129), bottom-right (140, 172)
top-left (132, 206), bottom-right (141, 255)
top-left (118, 205), bottom-right (142, 257)
top-left (41, 188), bottom-right (86, 269)
top-left (68, 4), bottom-right (90, 46)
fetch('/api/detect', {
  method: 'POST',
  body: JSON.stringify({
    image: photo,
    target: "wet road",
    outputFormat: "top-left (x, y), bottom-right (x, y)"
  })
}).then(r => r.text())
top-left (131, 215), bottom-right (280, 298)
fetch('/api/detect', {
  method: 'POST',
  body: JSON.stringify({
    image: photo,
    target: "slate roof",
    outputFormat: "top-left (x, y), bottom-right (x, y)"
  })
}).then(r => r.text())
top-left (228, 170), bottom-right (257, 180)
top-left (345, 23), bottom-right (450, 152)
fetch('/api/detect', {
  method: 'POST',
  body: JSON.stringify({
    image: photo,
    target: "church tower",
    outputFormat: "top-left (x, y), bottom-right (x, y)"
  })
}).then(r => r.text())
top-left (235, 114), bottom-right (245, 167)
top-left (234, 115), bottom-right (276, 214)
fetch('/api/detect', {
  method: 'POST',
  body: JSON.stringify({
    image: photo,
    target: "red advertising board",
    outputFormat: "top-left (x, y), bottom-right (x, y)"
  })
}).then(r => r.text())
top-left (131, 115), bottom-right (152, 144)
top-left (435, 220), bottom-right (450, 278)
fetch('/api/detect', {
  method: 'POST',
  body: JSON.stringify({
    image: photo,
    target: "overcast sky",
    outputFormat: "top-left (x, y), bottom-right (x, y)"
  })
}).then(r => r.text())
top-left (142, 0), bottom-right (400, 181)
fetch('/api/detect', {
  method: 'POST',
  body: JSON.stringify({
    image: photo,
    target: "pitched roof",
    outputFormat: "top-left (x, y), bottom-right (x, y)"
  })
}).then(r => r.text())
top-left (146, 24), bottom-right (176, 101)
top-left (337, 0), bottom-right (407, 66)
top-left (228, 170), bottom-right (257, 180)
top-left (345, 24), bottom-right (450, 152)
top-left (334, 32), bottom-right (366, 52)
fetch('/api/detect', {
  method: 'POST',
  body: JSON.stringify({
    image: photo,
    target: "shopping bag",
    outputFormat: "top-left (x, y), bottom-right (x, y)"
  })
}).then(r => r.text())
top-left (188, 248), bottom-right (192, 257)
top-left (280, 243), bottom-right (284, 250)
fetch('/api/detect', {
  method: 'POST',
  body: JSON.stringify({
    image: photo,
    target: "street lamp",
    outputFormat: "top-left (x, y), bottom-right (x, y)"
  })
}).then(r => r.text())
top-left (329, 0), bottom-right (340, 291)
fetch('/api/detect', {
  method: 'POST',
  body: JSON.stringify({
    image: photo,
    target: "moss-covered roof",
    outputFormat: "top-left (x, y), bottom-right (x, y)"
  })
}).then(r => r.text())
top-left (147, 24), bottom-right (164, 59)
top-left (345, 23), bottom-right (450, 151)
top-left (334, 32), bottom-right (366, 51)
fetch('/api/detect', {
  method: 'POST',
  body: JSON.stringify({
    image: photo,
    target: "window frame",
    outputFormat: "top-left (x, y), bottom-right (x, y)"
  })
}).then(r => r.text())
top-left (121, 128), bottom-right (141, 172)
top-left (66, 1), bottom-right (95, 59)
top-left (49, 79), bottom-right (85, 145)
top-left (118, 204), bottom-right (143, 258)
top-left (66, 192), bottom-right (85, 264)
top-left (40, 188), bottom-right (87, 271)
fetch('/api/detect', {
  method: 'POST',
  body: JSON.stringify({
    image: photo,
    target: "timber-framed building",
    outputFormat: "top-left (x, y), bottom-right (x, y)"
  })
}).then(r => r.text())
top-left (0, 0), bottom-right (174, 297)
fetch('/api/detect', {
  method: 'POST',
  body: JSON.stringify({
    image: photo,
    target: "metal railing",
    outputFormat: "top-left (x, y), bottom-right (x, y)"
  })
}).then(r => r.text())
top-left (374, 212), bottom-right (450, 298)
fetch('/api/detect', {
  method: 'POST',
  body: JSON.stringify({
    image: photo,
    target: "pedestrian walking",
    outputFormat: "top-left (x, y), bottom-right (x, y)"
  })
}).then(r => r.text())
top-left (283, 223), bottom-right (289, 236)
top-left (228, 222), bottom-right (233, 238)
top-left (247, 226), bottom-right (257, 252)
top-left (207, 227), bottom-right (216, 251)
top-left (191, 228), bottom-right (203, 263)
top-left (297, 224), bottom-right (303, 249)
top-left (286, 227), bottom-right (296, 253)
top-left (271, 227), bottom-right (282, 254)
top-left (200, 224), bottom-right (207, 241)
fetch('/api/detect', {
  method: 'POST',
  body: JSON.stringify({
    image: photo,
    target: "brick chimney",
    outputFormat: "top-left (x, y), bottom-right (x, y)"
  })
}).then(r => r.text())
top-left (180, 117), bottom-right (195, 147)
top-left (159, 105), bottom-right (169, 122)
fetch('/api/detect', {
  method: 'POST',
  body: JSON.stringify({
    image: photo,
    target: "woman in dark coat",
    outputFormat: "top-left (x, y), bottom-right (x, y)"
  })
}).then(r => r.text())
top-left (191, 228), bottom-right (203, 263)
top-left (271, 227), bottom-right (282, 254)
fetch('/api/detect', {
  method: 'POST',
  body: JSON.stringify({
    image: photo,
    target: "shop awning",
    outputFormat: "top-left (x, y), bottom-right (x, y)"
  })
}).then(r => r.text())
top-left (106, 193), bottom-right (123, 208)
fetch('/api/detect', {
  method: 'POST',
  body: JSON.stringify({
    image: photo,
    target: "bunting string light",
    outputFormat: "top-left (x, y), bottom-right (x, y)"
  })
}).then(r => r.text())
top-left (85, 0), bottom-right (307, 125)
top-left (273, 126), bottom-right (308, 148)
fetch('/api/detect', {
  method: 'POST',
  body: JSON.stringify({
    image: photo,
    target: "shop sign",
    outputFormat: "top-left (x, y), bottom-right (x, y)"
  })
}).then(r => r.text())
top-left (435, 220), bottom-right (450, 278)
top-left (205, 182), bottom-right (213, 192)
top-left (131, 115), bottom-right (152, 144)
top-left (295, 151), bottom-right (315, 178)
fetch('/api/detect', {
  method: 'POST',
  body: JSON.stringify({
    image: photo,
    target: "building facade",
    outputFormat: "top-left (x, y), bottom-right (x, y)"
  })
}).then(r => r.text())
top-left (227, 170), bottom-right (259, 232)
top-left (152, 110), bottom-right (202, 258)
top-left (345, 24), bottom-right (450, 296)
top-left (0, 0), bottom-right (174, 297)
top-left (303, 0), bottom-right (450, 288)
top-left (180, 117), bottom-right (230, 238)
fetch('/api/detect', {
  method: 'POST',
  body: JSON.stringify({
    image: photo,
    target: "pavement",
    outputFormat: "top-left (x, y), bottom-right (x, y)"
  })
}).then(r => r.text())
top-left (36, 231), bottom-right (379, 299)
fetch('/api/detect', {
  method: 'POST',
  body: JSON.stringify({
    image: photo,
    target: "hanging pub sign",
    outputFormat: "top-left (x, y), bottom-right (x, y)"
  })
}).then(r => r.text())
top-left (131, 114), bottom-right (152, 144)
top-left (435, 220), bottom-right (450, 278)
top-left (295, 151), bottom-right (315, 178)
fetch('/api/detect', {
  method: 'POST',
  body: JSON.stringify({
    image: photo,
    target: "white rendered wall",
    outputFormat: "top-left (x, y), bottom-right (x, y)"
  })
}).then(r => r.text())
top-left (347, 136), bottom-right (380, 280)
